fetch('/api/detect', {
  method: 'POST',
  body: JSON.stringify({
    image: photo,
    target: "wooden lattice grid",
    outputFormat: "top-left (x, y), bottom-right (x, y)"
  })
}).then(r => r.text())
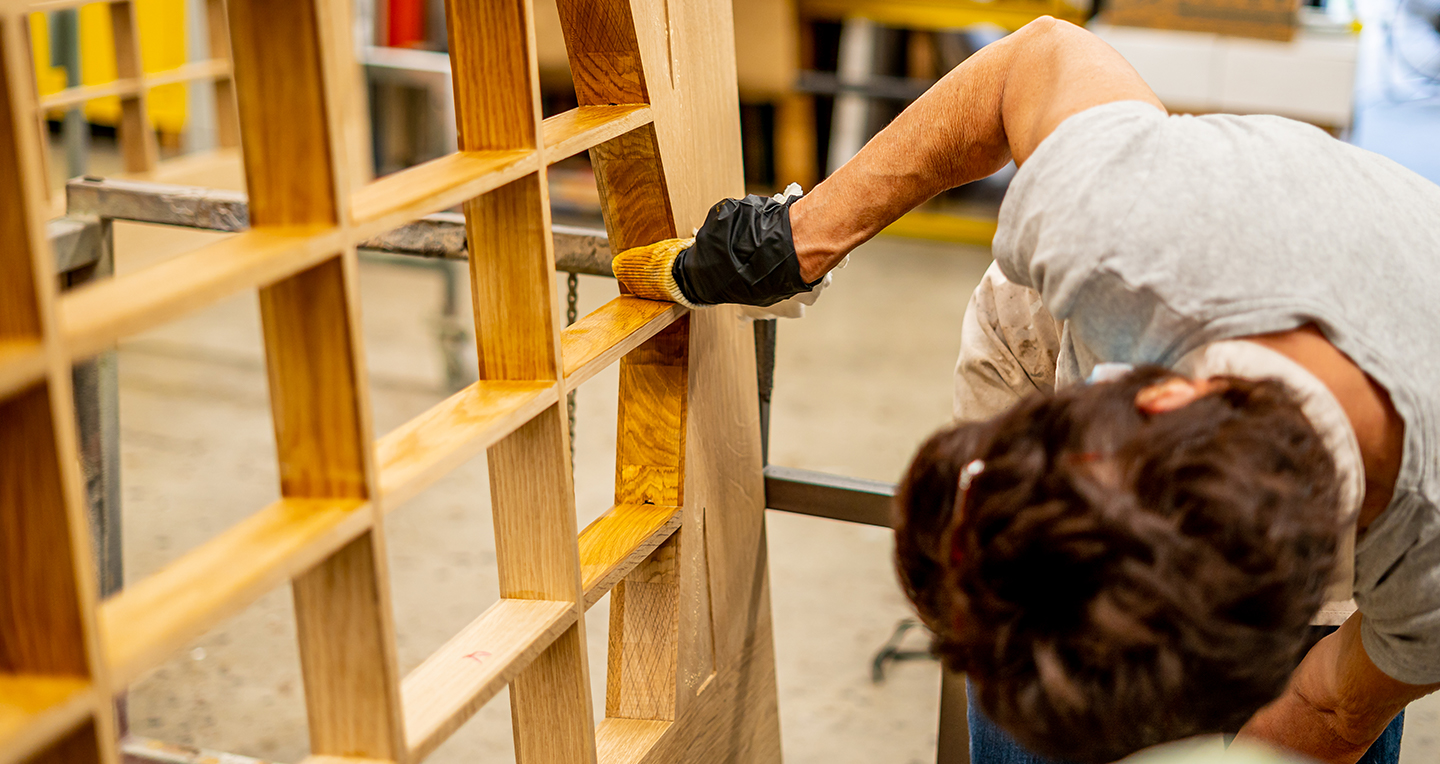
top-left (0, 0), bottom-right (782, 759)
top-left (27, 0), bottom-right (242, 177)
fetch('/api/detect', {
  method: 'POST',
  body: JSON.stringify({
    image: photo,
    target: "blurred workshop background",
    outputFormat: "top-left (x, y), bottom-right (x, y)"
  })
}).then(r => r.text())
top-left (28, 0), bottom-right (1440, 761)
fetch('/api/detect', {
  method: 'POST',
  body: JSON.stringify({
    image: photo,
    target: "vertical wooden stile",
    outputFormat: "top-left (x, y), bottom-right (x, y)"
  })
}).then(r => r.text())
top-left (228, 0), bottom-right (403, 756)
top-left (0, 10), bottom-right (114, 764)
top-left (205, 0), bottom-right (242, 149)
top-left (108, 0), bottom-right (159, 173)
top-left (444, 0), bottom-right (596, 760)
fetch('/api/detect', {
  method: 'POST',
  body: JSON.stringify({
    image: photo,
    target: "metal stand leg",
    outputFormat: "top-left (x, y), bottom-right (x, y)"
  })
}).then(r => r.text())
top-left (938, 669), bottom-right (971, 764)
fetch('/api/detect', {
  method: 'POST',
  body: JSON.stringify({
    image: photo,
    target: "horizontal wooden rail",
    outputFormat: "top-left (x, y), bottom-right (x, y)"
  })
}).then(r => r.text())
top-left (59, 226), bottom-right (343, 360)
top-left (0, 677), bottom-right (94, 764)
top-left (27, 0), bottom-right (123, 11)
top-left (375, 381), bottom-right (558, 508)
top-left (402, 598), bottom-right (576, 762)
top-left (99, 498), bottom-right (372, 686)
top-left (37, 60), bottom-right (232, 111)
top-left (579, 504), bottom-right (683, 608)
top-left (349, 150), bottom-right (537, 238)
top-left (561, 297), bottom-right (687, 392)
top-left (0, 340), bottom-right (46, 401)
top-left (541, 105), bottom-right (652, 164)
top-left (595, 718), bottom-right (671, 764)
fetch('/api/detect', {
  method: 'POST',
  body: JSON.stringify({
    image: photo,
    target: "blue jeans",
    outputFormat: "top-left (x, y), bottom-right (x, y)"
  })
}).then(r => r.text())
top-left (967, 629), bottom-right (1406, 764)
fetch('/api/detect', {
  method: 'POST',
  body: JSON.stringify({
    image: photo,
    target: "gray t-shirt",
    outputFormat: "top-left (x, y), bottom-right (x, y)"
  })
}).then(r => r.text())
top-left (992, 100), bottom-right (1440, 685)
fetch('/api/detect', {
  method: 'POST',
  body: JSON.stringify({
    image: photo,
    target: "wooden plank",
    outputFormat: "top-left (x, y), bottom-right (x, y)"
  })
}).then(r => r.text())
top-left (0, 387), bottom-right (93, 678)
top-left (205, 0), bottom-right (241, 148)
top-left (98, 498), bottom-right (371, 686)
top-left (375, 380), bottom-right (557, 508)
top-left (607, 535), bottom-right (680, 720)
top-left (441, 0), bottom-right (539, 152)
top-left (401, 598), bottom-right (576, 761)
top-left (593, 719), bottom-right (670, 764)
top-left (109, 0), bottom-right (159, 172)
top-left (590, 125), bottom-right (676, 255)
top-left (0, 676), bottom-right (93, 764)
top-left (466, 173), bottom-right (563, 381)
top-left (22, 719), bottom-right (106, 764)
top-left (614, 319), bottom-right (689, 507)
top-left (541, 105), bottom-right (652, 164)
top-left (58, 226), bottom-right (345, 361)
top-left (143, 58), bottom-right (232, 89)
top-left (560, 297), bottom-right (685, 392)
top-left (0, 339), bottom-right (45, 401)
top-left (0, 15), bottom-right (45, 343)
top-left (348, 149), bottom-right (537, 233)
top-left (37, 79), bottom-right (142, 111)
top-left (552, 0), bottom-right (649, 106)
top-left (579, 504), bottom-right (683, 608)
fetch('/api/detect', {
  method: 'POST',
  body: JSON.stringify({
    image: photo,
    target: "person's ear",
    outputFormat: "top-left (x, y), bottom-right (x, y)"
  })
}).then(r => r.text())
top-left (1135, 377), bottom-right (1219, 414)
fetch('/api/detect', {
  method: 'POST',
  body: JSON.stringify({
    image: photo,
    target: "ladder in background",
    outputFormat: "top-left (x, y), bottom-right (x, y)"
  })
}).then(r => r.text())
top-left (0, 0), bottom-right (780, 759)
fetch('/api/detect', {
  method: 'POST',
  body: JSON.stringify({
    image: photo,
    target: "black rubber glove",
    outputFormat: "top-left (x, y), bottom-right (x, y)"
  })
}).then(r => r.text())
top-left (670, 193), bottom-right (821, 307)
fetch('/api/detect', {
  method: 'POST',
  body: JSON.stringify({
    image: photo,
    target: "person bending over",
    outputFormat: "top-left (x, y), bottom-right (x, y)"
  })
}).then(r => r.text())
top-left (611, 15), bottom-right (1440, 764)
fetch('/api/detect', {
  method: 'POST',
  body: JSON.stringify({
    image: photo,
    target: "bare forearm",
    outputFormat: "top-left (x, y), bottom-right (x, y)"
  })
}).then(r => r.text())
top-left (788, 17), bottom-right (1162, 281)
top-left (1239, 685), bottom-right (1383, 764)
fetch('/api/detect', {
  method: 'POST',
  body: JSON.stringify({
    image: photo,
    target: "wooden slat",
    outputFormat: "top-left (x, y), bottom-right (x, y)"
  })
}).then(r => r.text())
top-left (37, 79), bottom-right (141, 111)
top-left (33, 61), bottom-right (232, 111)
top-left (142, 59), bottom-right (232, 89)
top-left (0, 677), bottom-right (93, 764)
top-left (99, 498), bottom-right (371, 686)
top-left (579, 504), bottom-right (682, 608)
top-left (375, 380), bottom-right (557, 508)
top-left (58, 226), bottom-right (344, 360)
top-left (561, 297), bottom-right (686, 391)
top-left (110, 0), bottom-right (159, 172)
top-left (0, 339), bottom-right (45, 400)
top-left (348, 150), bottom-right (537, 235)
top-left (541, 105), bottom-right (652, 165)
top-left (26, 0), bottom-right (123, 12)
top-left (594, 718), bottom-right (670, 764)
top-left (401, 599), bottom-right (576, 762)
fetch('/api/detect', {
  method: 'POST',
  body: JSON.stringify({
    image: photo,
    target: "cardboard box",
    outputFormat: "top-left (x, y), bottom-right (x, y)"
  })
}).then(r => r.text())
top-left (1102, 0), bottom-right (1302, 42)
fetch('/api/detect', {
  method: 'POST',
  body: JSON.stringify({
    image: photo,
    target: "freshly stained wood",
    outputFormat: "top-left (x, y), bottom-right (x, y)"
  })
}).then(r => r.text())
top-left (59, 226), bottom-right (343, 360)
top-left (0, 339), bottom-right (45, 400)
top-left (402, 598), bottom-right (576, 761)
top-left (375, 380), bottom-right (558, 508)
top-left (0, 677), bottom-right (93, 764)
top-left (561, 297), bottom-right (687, 391)
top-left (99, 498), bottom-right (371, 686)
top-left (542, 105), bottom-right (653, 164)
top-left (594, 718), bottom-right (671, 764)
top-left (349, 150), bottom-right (537, 233)
top-left (579, 504), bottom-right (683, 607)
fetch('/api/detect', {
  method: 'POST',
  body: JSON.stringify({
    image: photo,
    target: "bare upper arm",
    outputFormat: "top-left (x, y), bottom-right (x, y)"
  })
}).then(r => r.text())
top-left (997, 18), bottom-right (1165, 165)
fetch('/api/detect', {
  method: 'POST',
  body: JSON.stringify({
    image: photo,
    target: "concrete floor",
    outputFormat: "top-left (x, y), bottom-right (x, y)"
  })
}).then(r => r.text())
top-left (93, 177), bottom-right (1439, 764)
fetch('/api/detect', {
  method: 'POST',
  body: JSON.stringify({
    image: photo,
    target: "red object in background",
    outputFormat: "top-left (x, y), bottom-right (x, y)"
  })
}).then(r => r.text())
top-left (387, 0), bottom-right (426, 48)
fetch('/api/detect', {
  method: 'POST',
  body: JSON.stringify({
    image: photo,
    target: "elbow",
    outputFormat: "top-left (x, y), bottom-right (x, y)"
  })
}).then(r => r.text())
top-left (1012, 15), bottom-right (1093, 51)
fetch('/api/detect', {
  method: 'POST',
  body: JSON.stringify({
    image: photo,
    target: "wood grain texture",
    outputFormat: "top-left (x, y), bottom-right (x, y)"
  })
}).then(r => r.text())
top-left (553, 0), bottom-right (649, 105)
top-left (579, 504), bottom-right (683, 608)
top-left (98, 498), bottom-right (371, 686)
top-left (375, 380), bottom-right (558, 508)
top-left (541, 105), bottom-right (652, 164)
top-left (0, 676), bottom-right (94, 764)
top-left (0, 18), bottom-right (44, 342)
top-left (348, 149), bottom-right (536, 234)
top-left (59, 227), bottom-right (344, 361)
top-left (465, 173), bottom-right (562, 382)
top-left (509, 624), bottom-right (596, 764)
top-left (560, 297), bottom-right (685, 392)
top-left (615, 317), bottom-right (688, 507)
top-left (0, 386), bottom-right (90, 676)
top-left (259, 256), bottom-right (370, 499)
top-left (227, 0), bottom-right (337, 226)
top-left (292, 531), bottom-right (404, 760)
top-left (607, 535), bottom-right (679, 720)
top-left (593, 718), bottom-right (670, 764)
top-left (108, 0), bottom-right (159, 172)
top-left (22, 719), bottom-right (106, 764)
top-left (205, 0), bottom-right (242, 148)
top-left (442, 0), bottom-right (541, 150)
top-left (402, 599), bottom-right (576, 761)
top-left (589, 124), bottom-right (675, 254)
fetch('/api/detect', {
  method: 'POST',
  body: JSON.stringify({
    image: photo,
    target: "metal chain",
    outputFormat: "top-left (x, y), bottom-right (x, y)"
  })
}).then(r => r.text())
top-left (566, 272), bottom-right (579, 463)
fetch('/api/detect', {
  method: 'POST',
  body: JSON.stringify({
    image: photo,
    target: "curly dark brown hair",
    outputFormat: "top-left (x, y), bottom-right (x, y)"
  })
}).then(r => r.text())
top-left (894, 366), bottom-right (1341, 763)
